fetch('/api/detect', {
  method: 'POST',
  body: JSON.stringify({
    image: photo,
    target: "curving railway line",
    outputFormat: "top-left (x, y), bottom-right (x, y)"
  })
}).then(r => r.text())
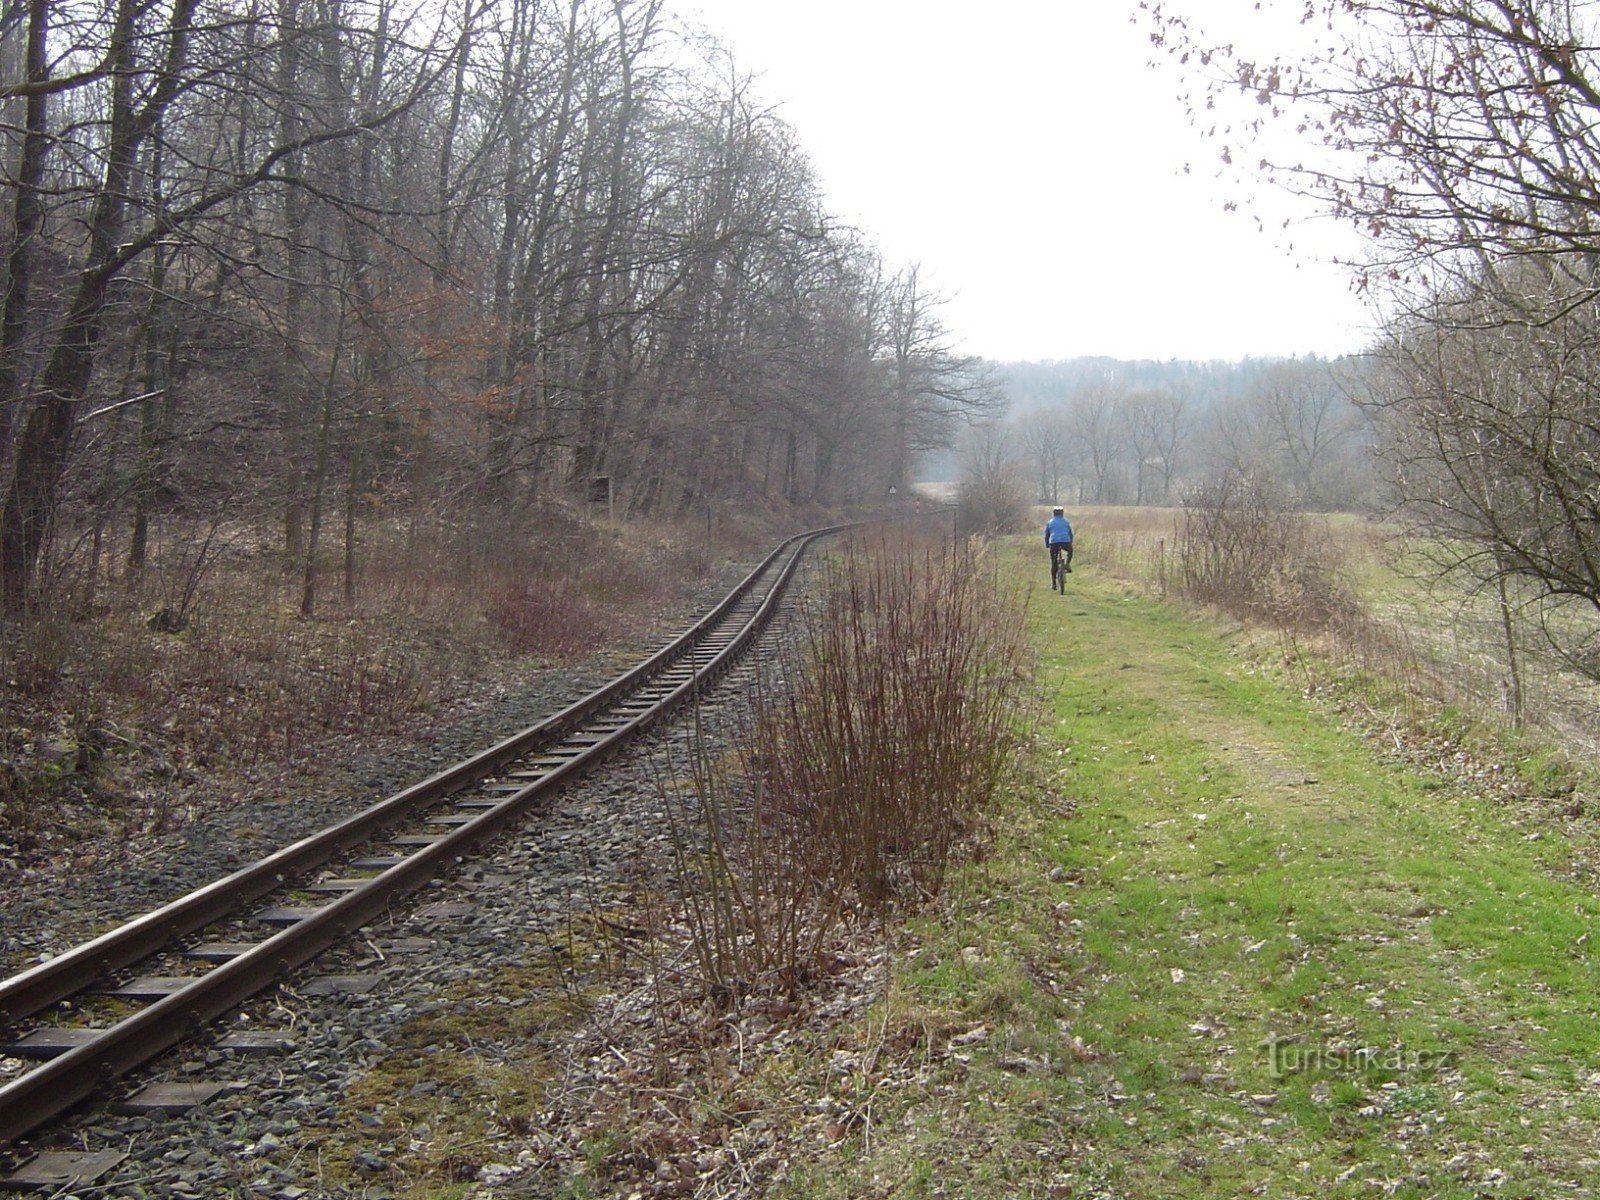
top-left (0, 523), bottom-right (851, 1187)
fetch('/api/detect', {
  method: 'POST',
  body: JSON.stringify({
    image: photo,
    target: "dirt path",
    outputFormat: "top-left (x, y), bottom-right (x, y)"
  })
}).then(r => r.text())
top-left (782, 570), bottom-right (1600, 1197)
top-left (1017, 574), bottom-right (1600, 1197)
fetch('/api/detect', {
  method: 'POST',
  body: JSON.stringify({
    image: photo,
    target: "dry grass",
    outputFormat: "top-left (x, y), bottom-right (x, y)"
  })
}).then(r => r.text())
top-left (1082, 503), bottom-right (1600, 772)
top-left (0, 506), bottom-right (764, 866)
top-left (1320, 535), bottom-right (1600, 762)
top-left (1052, 503), bottom-right (1181, 589)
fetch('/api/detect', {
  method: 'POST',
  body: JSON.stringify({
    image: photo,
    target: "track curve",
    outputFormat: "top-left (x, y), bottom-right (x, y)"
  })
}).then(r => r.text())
top-left (0, 523), bottom-right (851, 1150)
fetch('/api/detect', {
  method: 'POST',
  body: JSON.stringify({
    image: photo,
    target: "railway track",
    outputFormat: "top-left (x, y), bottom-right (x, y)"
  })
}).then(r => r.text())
top-left (0, 524), bottom-right (847, 1187)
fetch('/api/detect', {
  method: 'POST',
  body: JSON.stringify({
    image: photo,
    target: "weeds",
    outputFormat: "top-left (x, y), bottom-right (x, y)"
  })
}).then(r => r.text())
top-left (652, 533), bottom-right (1032, 1007)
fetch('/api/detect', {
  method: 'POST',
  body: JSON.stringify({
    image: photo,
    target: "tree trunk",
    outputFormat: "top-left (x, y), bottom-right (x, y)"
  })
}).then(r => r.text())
top-left (344, 436), bottom-right (361, 605)
top-left (300, 375), bottom-right (335, 617)
top-left (128, 136), bottom-right (173, 578)
top-left (0, 0), bottom-right (51, 467)
top-left (277, 0), bottom-right (310, 561)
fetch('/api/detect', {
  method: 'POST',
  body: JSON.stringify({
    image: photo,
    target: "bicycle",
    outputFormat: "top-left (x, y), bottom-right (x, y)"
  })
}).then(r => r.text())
top-left (1049, 543), bottom-right (1073, 593)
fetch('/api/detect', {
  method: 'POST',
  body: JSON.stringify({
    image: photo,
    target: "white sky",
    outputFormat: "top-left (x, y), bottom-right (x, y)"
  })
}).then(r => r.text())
top-left (678, 0), bottom-right (1378, 364)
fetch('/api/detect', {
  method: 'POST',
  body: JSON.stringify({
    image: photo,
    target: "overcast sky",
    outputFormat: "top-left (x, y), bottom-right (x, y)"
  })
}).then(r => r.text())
top-left (678, 0), bottom-right (1377, 365)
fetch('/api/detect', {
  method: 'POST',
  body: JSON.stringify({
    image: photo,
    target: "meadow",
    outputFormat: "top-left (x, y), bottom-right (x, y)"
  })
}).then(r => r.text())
top-left (761, 523), bottom-right (1600, 1197)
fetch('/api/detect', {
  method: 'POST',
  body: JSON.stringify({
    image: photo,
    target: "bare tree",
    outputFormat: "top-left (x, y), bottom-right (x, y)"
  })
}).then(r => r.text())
top-left (1068, 381), bottom-right (1128, 504)
top-left (1375, 271), bottom-right (1600, 672)
top-left (1015, 407), bottom-right (1072, 503)
top-left (0, 0), bottom-right (996, 614)
top-left (1250, 360), bottom-right (1363, 507)
top-left (1145, 0), bottom-right (1600, 575)
top-left (1147, 0), bottom-right (1600, 304)
top-left (0, 0), bottom-right (455, 611)
top-left (956, 419), bottom-right (1028, 535)
top-left (0, 0), bottom-right (50, 467)
top-left (1125, 389), bottom-right (1190, 505)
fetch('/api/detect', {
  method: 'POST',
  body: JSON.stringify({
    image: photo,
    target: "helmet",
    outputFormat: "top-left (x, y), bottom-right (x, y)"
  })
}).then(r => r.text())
top-left (1052, 506), bottom-right (1064, 515)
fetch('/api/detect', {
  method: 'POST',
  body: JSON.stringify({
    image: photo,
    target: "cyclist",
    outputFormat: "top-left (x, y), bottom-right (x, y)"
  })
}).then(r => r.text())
top-left (1045, 506), bottom-right (1074, 585)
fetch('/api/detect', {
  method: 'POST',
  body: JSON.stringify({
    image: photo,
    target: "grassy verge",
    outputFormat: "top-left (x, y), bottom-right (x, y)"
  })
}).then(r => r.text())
top-left (772, 545), bottom-right (1600, 1198)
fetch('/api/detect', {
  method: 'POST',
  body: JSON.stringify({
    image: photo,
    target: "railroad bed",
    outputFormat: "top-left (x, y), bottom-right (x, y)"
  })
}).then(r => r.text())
top-left (0, 526), bottom-right (843, 1197)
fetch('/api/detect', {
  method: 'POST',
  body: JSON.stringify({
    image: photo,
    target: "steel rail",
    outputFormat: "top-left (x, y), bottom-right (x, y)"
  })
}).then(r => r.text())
top-left (0, 534), bottom-right (799, 1029)
top-left (0, 524), bottom-right (841, 1148)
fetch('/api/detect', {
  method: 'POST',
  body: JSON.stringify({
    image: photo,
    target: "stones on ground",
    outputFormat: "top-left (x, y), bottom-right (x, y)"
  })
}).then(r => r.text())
top-left (2, 554), bottom-right (797, 1198)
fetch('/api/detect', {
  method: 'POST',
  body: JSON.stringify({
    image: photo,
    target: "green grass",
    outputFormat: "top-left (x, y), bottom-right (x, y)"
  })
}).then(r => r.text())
top-left (778, 543), bottom-right (1600, 1198)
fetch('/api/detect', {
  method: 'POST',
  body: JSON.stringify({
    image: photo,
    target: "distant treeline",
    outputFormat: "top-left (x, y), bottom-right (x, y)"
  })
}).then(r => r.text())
top-left (983, 356), bottom-right (1376, 512)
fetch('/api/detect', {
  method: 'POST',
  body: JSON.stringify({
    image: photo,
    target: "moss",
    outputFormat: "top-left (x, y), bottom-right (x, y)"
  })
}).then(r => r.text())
top-left (306, 947), bottom-right (599, 1197)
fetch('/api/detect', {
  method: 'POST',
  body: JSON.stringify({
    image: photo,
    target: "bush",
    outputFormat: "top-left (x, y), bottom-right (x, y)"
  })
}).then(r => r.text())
top-left (657, 533), bottom-right (1032, 1000)
top-left (956, 473), bottom-right (1031, 537)
top-left (768, 535), bottom-right (1029, 906)
top-left (1177, 467), bottom-right (1352, 628)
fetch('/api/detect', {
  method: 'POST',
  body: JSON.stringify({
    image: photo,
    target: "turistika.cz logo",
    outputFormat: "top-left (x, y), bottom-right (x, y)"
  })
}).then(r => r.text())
top-left (1260, 1035), bottom-right (1459, 1078)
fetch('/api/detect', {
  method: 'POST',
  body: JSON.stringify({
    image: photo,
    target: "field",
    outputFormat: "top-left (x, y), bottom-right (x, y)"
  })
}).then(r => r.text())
top-left (1082, 503), bottom-right (1600, 765)
top-left (755, 517), bottom-right (1600, 1197)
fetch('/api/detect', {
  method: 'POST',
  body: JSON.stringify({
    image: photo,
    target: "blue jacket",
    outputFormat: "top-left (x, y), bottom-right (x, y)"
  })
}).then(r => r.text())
top-left (1045, 514), bottom-right (1073, 546)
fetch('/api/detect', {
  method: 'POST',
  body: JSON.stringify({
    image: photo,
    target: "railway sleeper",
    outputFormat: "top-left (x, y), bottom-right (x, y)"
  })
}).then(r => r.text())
top-left (0, 522), bottom-right (849, 1163)
top-left (0, 1149), bottom-right (128, 1193)
top-left (3, 1030), bottom-right (101, 1061)
top-left (185, 943), bottom-right (260, 962)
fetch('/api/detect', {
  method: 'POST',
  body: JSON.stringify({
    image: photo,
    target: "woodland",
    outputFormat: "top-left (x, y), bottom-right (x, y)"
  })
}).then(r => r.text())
top-left (0, 0), bottom-right (995, 618)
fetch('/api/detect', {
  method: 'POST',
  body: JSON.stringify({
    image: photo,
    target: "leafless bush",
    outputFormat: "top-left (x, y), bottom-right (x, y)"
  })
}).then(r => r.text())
top-left (956, 473), bottom-right (1031, 537)
top-left (145, 515), bottom-right (231, 633)
top-left (654, 710), bottom-right (843, 1002)
top-left (770, 535), bottom-right (1030, 905)
top-left (653, 534), bottom-right (1031, 1003)
top-left (481, 548), bottom-right (657, 660)
top-left (1177, 468), bottom-right (1352, 628)
top-left (0, 609), bottom-right (114, 856)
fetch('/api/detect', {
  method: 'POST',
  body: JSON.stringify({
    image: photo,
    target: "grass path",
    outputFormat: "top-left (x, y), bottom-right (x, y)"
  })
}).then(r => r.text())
top-left (788, 562), bottom-right (1600, 1198)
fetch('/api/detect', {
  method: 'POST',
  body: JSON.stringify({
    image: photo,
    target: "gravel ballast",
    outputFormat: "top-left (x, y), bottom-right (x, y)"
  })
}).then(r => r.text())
top-left (0, 550), bottom-right (816, 1199)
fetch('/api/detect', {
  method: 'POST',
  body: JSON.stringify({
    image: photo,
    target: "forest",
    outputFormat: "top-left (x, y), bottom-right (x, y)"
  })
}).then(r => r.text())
top-left (993, 355), bottom-right (1375, 512)
top-left (0, 0), bottom-right (993, 617)
top-left (5, 0), bottom-right (1600, 663)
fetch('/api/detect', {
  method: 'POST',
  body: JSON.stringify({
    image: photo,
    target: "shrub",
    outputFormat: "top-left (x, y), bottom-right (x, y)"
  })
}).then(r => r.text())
top-left (767, 534), bottom-right (1029, 906)
top-left (657, 533), bottom-right (1032, 1000)
top-left (956, 473), bottom-right (1031, 537)
top-left (1177, 467), bottom-right (1352, 628)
